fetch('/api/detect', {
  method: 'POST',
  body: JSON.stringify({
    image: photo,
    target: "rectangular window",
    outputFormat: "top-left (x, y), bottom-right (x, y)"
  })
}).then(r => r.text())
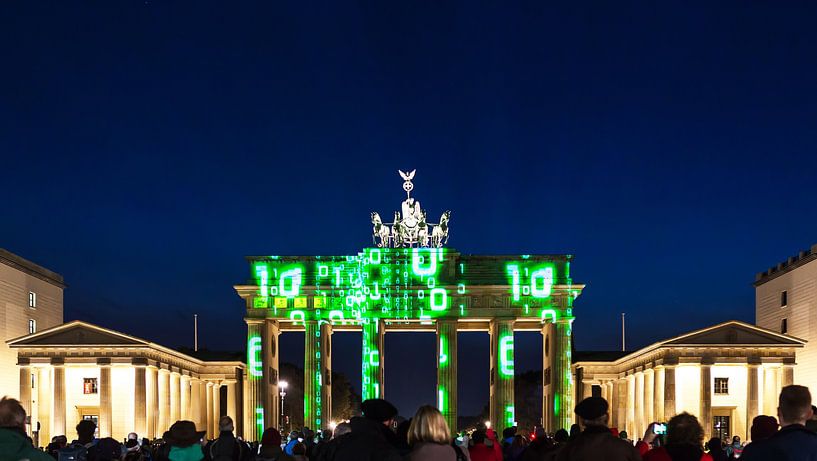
top-left (781, 290), bottom-right (788, 307)
top-left (781, 318), bottom-right (788, 334)
top-left (83, 378), bottom-right (98, 395)
top-left (28, 292), bottom-right (36, 308)
top-left (28, 319), bottom-right (36, 334)
top-left (714, 377), bottom-right (729, 394)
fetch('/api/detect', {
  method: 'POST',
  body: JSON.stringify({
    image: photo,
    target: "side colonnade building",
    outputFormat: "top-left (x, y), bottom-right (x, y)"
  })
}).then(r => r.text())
top-left (9, 321), bottom-right (245, 444)
top-left (573, 321), bottom-right (803, 442)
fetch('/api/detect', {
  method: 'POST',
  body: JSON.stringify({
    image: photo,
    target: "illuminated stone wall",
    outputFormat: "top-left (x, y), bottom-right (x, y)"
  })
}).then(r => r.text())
top-left (236, 248), bottom-right (582, 435)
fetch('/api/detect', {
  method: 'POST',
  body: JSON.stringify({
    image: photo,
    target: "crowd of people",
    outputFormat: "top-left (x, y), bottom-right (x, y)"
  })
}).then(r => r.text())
top-left (2, 384), bottom-right (817, 461)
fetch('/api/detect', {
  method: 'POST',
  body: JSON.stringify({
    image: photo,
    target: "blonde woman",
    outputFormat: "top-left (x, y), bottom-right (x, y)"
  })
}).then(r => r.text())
top-left (407, 405), bottom-right (470, 461)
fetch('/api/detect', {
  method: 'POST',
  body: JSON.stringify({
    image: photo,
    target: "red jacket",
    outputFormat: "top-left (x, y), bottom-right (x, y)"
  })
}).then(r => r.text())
top-left (468, 429), bottom-right (502, 461)
top-left (638, 444), bottom-right (713, 461)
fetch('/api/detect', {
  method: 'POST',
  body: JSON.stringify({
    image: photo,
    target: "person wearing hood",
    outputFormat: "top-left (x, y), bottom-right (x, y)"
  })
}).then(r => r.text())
top-left (256, 428), bottom-right (294, 461)
top-left (0, 397), bottom-right (53, 461)
top-left (639, 413), bottom-right (712, 461)
top-left (321, 398), bottom-right (402, 461)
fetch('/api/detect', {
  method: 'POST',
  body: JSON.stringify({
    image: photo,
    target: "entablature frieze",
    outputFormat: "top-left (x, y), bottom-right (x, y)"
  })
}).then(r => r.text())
top-left (15, 347), bottom-right (244, 377)
top-left (574, 345), bottom-right (800, 378)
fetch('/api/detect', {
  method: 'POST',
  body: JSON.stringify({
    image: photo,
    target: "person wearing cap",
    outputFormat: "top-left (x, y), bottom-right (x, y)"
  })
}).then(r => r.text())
top-left (749, 415), bottom-right (778, 443)
top-left (256, 427), bottom-right (294, 461)
top-left (322, 398), bottom-right (402, 461)
top-left (555, 396), bottom-right (640, 461)
top-left (155, 421), bottom-right (206, 461)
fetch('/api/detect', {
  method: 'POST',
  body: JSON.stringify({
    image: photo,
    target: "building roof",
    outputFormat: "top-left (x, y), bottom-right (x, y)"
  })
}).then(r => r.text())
top-left (0, 248), bottom-right (65, 288)
top-left (754, 243), bottom-right (817, 286)
top-left (574, 320), bottom-right (805, 366)
top-left (7, 320), bottom-right (245, 368)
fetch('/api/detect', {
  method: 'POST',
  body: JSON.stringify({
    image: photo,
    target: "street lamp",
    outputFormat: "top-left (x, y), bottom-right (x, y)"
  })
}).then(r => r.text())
top-left (279, 380), bottom-right (288, 432)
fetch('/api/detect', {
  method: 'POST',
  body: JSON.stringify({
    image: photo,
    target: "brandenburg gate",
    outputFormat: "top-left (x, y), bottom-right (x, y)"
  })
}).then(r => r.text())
top-left (234, 171), bottom-right (583, 440)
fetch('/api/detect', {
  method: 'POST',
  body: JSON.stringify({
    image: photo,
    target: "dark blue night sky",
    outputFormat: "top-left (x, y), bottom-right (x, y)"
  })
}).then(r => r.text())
top-left (3, 1), bottom-right (817, 417)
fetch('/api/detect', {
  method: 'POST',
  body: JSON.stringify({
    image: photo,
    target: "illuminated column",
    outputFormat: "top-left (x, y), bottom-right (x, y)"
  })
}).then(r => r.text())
top-left (134, 366), bottom-right (147, 436)
top-left (436, 319), bottom-right (458, 432)
top-left (654, 366), bottom-right (664, 422)
top-left (52, 363), bottom-right (66, 438)
top-left (190, 379), bottom-right (202, 430)
top-left (490, 319), bottom-right (515, 429)
top-left (171, 372), bottom-right (181, 423)
top-left (626, 374), bottom-right (635, 435)
top-left (206, 382), bottom-right (214, 438)
top-left (147, 366), bottom-right (158, 438)
top-left (320, 322), bottom-right (333, 428)
top-left (362, 319), bottom-right (385, 400)
top-left (159, 369), bottom-right (171, 434)
top-left (541, 322), bottom-right (553, 430)
top-left (616, 378), bottom-right (627, 430)
top-left (304, 320), bottom-right (328, 429)
top-left (645, 368), bottom-right (655, 426)
top-left (212, 383), bottom-right (221, 435)
top-left (747, 362), bottom-right (760, 439)
top-left (263, 320), bottom-right (280, 431)
top-left (180, 375), bottom-right (191, 421)
top-left (226, 381), bottom-right (238, 430)
top-left (19, 365), bottom-right (31, 423)
top-left (246, 320), bottom-right (265, 441)
top-left (550, 318), bottom-right (573, 431)
top-left (664, 364), bottom-right (676, 419)
top-left (38, 367), bottom-right (52, 445)
top-left (700, 362), bottom-right (712, 440)
top-left (99, 364), bottom-right (113, 438)
top-left (763, 367), bottom-right (777, 415)
top-left (782, 364), bottom-right (794, 387)
top-left (635, 371), bottom-right (644, 434)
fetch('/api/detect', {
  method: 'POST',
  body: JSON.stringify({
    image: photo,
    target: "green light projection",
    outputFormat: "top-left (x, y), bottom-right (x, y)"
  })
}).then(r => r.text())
top-left (247, 336), bottom-right (263, 378)
top-left (248, 249), bottom-right (572, 430)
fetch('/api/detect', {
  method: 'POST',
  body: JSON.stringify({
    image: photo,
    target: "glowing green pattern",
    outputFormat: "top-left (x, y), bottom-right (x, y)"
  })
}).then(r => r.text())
top-left (250, 249), bottom-right (567, 322)
top-left (248, 335), bottom-right (262, 378)
top-left (247, 249), bottom-right (574, 431)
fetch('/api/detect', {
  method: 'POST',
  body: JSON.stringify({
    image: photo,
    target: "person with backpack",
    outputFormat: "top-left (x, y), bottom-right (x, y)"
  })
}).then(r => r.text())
top-left (405, 405), bottom-right (469, 461)
top-left (204, 417), bottom-right (251, 461)
top-left (0, 396), bottom-right (53, 461)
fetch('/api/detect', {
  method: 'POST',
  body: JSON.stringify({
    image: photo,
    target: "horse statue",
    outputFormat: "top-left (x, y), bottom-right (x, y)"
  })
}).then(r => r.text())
top-left (417, 210), bottom-right (430, 247)
top-left (431, 210), bottom-right (451, 247)
top-left (370, 212), bottom-right (391, 248)
top-left (392, 211), bottom-right (403, 247)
